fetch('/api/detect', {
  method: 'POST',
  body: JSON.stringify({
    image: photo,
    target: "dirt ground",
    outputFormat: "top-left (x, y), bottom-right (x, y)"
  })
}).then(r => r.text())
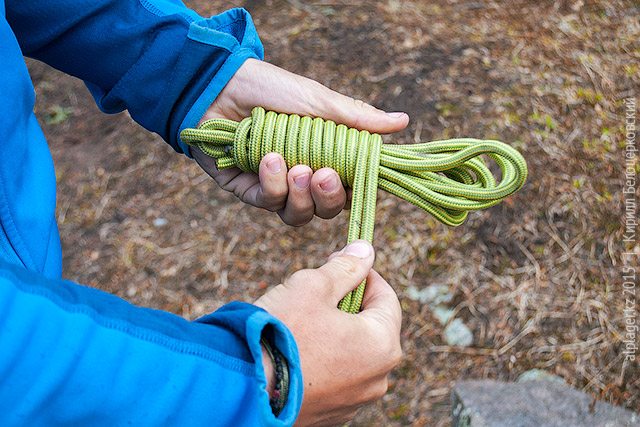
top-left (29, 0), bottom-right (638, 424)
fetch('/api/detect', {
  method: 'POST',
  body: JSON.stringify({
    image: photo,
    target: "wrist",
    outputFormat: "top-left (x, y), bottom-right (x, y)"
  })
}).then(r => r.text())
top-left (261, 342), bottom-right (276, 397)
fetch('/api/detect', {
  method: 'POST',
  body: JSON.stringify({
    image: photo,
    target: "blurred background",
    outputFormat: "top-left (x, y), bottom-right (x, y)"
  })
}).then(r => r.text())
top-left (29, 0), bottom-right (638, 424)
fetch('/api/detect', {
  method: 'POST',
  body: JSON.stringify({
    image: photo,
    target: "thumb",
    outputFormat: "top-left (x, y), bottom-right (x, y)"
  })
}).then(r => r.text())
top-left (315, 240), bottom-right (375, 304)
top-left (314, 94), bottom-right (409, 135)
top-left (233, 60), bottom-right (410, 135)
top-left (299, 79), bottom-right (409, 134)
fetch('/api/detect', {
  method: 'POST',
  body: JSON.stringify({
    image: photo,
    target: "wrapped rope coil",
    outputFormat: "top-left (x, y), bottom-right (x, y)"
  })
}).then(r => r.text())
top-left (180, 107), bottom-right (527, 313)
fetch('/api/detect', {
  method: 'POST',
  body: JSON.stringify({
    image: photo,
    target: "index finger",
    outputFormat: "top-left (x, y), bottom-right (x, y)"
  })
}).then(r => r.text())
top-left (359, 270), bottom-right (402, 333)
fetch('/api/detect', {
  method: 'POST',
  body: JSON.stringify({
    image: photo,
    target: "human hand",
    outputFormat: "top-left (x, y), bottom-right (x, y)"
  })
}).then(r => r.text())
top-left (254, 240), bottom-right (402, 426)
top-left (192, 58), bottom-right (409, 226)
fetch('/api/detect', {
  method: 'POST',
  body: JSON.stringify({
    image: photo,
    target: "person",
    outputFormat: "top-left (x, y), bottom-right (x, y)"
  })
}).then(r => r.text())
top-left (0, 1), bottom-right (408, 425)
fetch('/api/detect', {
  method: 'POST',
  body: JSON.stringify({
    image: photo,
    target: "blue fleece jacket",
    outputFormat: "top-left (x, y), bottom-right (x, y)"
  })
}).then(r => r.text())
top-left (0, 0), bottom-right (302, 425)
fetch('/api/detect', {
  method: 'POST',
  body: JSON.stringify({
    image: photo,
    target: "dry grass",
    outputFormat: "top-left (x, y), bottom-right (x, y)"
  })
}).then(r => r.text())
top-left (31, 0), bottom-right (639, 424)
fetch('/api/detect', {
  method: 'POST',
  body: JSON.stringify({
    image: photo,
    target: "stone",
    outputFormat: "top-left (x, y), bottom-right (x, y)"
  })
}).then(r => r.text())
top-left (153, 217), bottom-right (168, 227)
top-left (433, 305), bottom-right (455, 325)
top-left (451, 379), bottom-right (639, 427)
top-left (406, 284), bottom-right (473, 347)
top-left (405, 284), bottom-right (453, 305)
top-left (517, 369), bottom-right (566, 384)
top-left (444, 318), bottom-right (473, 347)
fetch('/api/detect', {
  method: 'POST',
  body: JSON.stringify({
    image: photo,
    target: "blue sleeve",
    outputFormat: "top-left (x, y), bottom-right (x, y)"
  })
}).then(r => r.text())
top-left (0, 259), bottom-right (302, 426)
top-left (5, 0), bottom-right (264, 156)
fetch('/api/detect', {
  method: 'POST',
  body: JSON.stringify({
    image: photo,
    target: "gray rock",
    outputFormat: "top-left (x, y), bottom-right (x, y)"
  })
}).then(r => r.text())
top-left (433, 305), bottom-right (455, 325)
top-left (405, 284), bottom-right (453, 305)
top-left (444, 318), bottom-right (473, 347)
top-left (451, 379), bottom-right (639, 427)
top-left (517, 369), bottom-right (566, 384)
top-left (406, 284), bottom-right (474, 347)
top-left (152, 217), bottom-right (168, 227)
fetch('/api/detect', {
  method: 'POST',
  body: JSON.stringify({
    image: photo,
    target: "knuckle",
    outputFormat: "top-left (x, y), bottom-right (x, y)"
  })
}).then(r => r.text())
top-left (315, 207), bottom-right (338, 220)
top-left (363, 378), bottom-right (389, 405)
top-left (314, 199), bottom-right (345, 220)
top-left (272, 283), bottom-right (287, 293)
top-left (278, 210), bottom-right (313, 227)
top-left (343, 411), bottom-right (359, 424)
top-left (289, 268), bottom-right (334, 299)
top-left (352, 98), bottom-right (367, 110)
top-left (330, 411), bottom-right (359, 427)
top-left (390, 342), bottom-right (403, 367)
top-left (262, 200), bottom-right (284, 212)
top-left (372, 334), bottom-right (402, 371)
top-left (329, 256), bottom-right (360, 278)
top-left (374, 378), bottom-right (389, 400)
top-left (233, 186), bottom-right (250, 202)
top-left (259, 191), bottom-right (287, 210)
top-left (286, 269), bottom-right (317, 287)
top-left (280, 195), bottom-right (315, 226)
top-left (293, 206), bottom-right (315, 224)
top-left (270, 188), bottom-right (289, 203)
top-left (350, 99), bottom-right (376, 130)
top-left (266, 283), bottom-right (289, 300)
top-left (383, 339), bottom-right (403, 369)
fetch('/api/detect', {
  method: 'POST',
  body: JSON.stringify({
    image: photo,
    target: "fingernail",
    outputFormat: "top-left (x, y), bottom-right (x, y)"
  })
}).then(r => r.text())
top-left (387, 112), bottom-right (406, 118)
top-left (266, 158), bottom-right (281, 174)
top-left (343, 240), bottom-right (372, 259)
top-left (319, 175), bottom-right (338, 192)
top-left (293, 173), bottom-right (310, 190)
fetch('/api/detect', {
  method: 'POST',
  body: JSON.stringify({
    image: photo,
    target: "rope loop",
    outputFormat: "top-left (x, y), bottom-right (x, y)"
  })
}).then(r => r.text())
top-left (180, 107), bottom-right (528, 312)
top-left (215, 108), bottom-right (382, 188)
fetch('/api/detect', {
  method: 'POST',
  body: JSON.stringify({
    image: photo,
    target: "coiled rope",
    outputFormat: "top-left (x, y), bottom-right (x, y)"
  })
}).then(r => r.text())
top-left (180, 107), bottom-right (528, 313)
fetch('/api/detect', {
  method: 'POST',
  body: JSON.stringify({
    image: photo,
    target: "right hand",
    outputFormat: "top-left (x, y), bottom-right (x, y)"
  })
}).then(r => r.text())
top-left (254, 240), bottom-right (402, 426)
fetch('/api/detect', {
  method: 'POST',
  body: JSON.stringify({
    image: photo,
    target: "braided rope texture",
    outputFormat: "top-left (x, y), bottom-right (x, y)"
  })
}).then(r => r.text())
top-left (180, 107), bottom-right (528, 313)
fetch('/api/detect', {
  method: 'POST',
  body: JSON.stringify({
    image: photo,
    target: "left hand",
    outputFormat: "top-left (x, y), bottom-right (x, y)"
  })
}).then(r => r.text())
top-left (192, 58), bottom-right (409, 226)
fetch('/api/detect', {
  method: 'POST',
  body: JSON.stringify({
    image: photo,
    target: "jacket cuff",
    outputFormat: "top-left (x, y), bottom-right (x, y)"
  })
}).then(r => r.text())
top-left (196, 302), bottom-right (302, 426)
top-left (246, 310), bottom-right (303, 426)
top-left (174, 8), bottom-right (264, 157)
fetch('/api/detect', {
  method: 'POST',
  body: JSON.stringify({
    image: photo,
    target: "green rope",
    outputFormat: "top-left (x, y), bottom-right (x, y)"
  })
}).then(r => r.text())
top-left (180, 107), bottom-right (528, 313)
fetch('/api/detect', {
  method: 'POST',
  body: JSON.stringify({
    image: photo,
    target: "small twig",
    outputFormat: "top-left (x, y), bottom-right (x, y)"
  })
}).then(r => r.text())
top-left (414, 120), bottom-right (423, 143)
top-left (527, 333), bottom-right (605, 354)
top-left (426, 387), bottom-right (451, 398)
top-left (555, 238), bottom-right (585, 264)
top-left (498, 318), bottom-right (535, 355)
top-left (130, 237), bottom-right (197, 256)
top-left (365, 65), bottom-right (401, 83)
top-left (516, 241), bottom-right (542, 281)
top-left (544, 226), bottom-right (572, 255)
top-left (429, 345), bottom-right (498, 357)
top-left (285, 0), bottom-right (316, 14)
